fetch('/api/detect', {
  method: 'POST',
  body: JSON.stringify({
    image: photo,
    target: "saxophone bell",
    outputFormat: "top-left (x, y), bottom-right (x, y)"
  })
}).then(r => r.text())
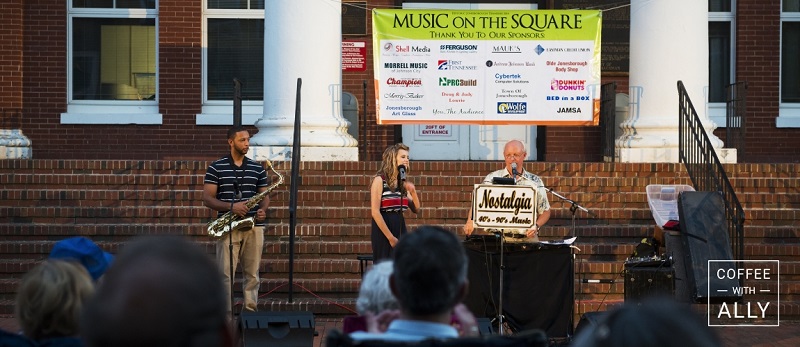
top-left (232, 217), bottom-right (255, 232)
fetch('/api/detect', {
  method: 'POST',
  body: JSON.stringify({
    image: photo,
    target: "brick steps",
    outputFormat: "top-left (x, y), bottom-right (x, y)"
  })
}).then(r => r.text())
top-left (0, 159), bottom-right (798, 321)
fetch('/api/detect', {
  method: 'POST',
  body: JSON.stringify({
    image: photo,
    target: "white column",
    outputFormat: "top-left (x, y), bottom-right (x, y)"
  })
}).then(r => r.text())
top-left (616, 0), bottom-right (734, 163)
top-left (0, 129), bottom-right (32, 159)
top-left (249, 0), bottom-right (358, 161)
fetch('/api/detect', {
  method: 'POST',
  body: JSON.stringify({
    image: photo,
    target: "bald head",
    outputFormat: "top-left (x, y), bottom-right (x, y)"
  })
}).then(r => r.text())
top-left (504, 140), bottom-right (525, 155)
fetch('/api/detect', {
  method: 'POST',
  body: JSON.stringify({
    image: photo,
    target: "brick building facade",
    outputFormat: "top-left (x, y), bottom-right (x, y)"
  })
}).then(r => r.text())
top-left (0, 0), bottom-right (797, 162)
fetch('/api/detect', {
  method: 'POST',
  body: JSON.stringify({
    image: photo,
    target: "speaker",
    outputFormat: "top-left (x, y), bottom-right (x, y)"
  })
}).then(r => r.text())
top-left (624, 265), bottom-right (675, 301)
top-left (676, 191), bottom-right (741, 304)
top-left (238, 311), bottom-right (315, 347)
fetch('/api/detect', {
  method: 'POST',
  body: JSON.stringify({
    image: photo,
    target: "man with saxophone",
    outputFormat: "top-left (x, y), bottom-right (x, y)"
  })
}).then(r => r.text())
top-left (203, 126), bottom-right (270, 317)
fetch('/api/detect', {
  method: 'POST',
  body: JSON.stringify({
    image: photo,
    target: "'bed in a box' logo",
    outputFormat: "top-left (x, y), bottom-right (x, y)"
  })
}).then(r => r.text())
top-left (708, 260), bottom-right (779, 327)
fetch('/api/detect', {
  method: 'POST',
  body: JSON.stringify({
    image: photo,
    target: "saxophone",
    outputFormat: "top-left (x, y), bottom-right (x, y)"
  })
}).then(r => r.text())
top-left (207, 159), bottom-right (284, 237)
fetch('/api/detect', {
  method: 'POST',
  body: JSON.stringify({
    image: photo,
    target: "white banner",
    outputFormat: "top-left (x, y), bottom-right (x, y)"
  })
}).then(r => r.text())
top-left (373, 9), bottom-right (602, 125)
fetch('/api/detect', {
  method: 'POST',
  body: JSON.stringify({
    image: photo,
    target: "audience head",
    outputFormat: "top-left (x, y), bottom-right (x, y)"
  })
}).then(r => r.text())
top-left (356, 261), bottom-right (399, 315)
top-left (391, 225), bottom-right (468, 317)
top-left (572, 297), bottom-right (721, 347)
top-left (15, 260), bottom-right (95, 340)
top-left (81, 236), bottom-right (231, 347)
top-left (49, 236), bottom-right (113, 281)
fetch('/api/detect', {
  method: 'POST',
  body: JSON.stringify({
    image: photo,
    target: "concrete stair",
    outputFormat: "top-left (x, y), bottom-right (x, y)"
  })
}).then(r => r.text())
top-left (0, 160), bottom-right (798, 323)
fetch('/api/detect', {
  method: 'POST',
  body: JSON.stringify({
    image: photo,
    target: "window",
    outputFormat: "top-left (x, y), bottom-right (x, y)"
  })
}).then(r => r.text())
top-left (197, 0), bottom-right (265, 125)
top-left (708, 0), bottom-right (735, 127)
top-left (63, 0), bottom-right (160, 124)
top-left (779, 0), bottom-right (800, 127)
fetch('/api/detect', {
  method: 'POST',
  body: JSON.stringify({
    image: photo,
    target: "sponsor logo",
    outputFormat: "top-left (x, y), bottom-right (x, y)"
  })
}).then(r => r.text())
top-left (498, 102), bottom-right (527, 114)
top-left (383, 42), bottom-right (394, 52)
top-left (550, 79), bottom-right (586, 91)
top-left (383, 92), bottom-right (424, 100)
top-left (492, 45), bottom-right (522, 53)
top-left (495, 73), bottom-right (529, 84)
top-left (385, 105), bottom-right (422, 116)
top-left (432, 107), bottom-right (484, 115)
top-left (386, 78), bottom-right (422, 87)
top-left (441, 91), bottom-right (472, 103)
top-left (548, 95), bottom-right (591, 101)
top-left (556, 107), bottom-right (581, 113)
top-left (495, 73), bottom-right (522, 80)
top-left (438, 77), bottom-right (477, 87)
top-left (440, 44), bottom-right (478, 53)
top-left (486, 61), bottom-right (536, 68)
top-left (496, 89), bottom-right (528, 99)
top-left (383, 62), bottom-right (428, 69)
top-left (437, 60), bottom-right (477, 70)
top-left (394, 45), bottom-right (431, 53)
top-left (546, 47), bottom-right (590, 53)
top-left (547, 60), bottom-right (587, 73)
top-left (535, 44), bottom-right (545, 55)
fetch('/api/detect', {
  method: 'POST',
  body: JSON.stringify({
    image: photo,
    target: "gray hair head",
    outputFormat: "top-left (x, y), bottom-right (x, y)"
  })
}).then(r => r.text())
top-left (355, 260), bottom-right (399, 315)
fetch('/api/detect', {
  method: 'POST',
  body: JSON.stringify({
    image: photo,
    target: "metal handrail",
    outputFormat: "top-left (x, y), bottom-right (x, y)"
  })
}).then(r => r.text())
top-left (677, 81), bottom-right (745, 260)
top-left (725, 81), bottom-right (747, 161)
top-left (600, 82), bottom-right (617, 161)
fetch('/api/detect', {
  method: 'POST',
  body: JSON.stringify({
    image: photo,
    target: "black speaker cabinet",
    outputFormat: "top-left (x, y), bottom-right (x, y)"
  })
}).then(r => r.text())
top-left (676, 191), bottom-right (742, 304)
top-left (624, 265), bottom-right (675, 302)
top-left (238, 311), bottom-right (315, 347)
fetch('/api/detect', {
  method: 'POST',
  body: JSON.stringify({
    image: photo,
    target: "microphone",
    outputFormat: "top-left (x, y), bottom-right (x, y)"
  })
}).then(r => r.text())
top-left (398, 165), bottom-right (406, 182)
top-left (511, 162), bottom-right (518, 180)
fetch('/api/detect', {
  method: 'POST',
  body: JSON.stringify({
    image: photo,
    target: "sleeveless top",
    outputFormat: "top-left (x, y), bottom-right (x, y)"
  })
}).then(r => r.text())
top-left (378, 175), bottom-right (409, 213)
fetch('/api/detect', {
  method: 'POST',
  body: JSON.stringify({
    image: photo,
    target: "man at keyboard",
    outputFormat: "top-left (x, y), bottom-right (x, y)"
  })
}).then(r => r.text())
top-left (463, 140), bottom-right (551, 242)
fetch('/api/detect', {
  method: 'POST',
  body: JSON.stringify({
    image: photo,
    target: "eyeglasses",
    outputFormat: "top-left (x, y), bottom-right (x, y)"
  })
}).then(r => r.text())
top-left (504, 153), bottom-right (524, 159)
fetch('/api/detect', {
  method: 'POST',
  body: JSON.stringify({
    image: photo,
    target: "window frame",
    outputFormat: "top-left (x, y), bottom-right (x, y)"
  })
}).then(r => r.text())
top-left (197, 4), bottom-right (265, 126)
top-left (62, 2), bottom-right (161, 125)
top-left (778, 1), bottom-right (800, 128)
top-left (708, 1), bottom-right (736, 128)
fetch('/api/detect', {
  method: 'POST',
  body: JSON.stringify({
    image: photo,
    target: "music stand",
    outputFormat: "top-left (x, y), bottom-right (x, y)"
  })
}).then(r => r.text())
top-left (546, 188), bottom-right (593, 339)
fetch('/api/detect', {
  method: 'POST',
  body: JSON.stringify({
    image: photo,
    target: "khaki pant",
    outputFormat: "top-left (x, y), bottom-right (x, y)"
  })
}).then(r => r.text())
top-left (217, 226), bottom-right (264, 315)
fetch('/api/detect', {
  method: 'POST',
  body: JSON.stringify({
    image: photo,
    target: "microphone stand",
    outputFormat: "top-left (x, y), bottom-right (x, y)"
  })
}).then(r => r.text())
top-left (229, 196), bottom-right (236, 321)
top-left (495, 229), bottom-right (507, 336)
top-left (545, 187), bottom-right (592, 339)
top-left (229, 177), bottom-right (241, 322)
